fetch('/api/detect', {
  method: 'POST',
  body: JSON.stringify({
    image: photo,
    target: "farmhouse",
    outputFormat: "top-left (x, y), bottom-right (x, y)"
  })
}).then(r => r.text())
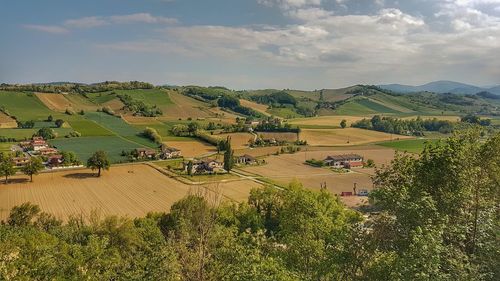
top-left (47, 154), bottom-right (63, 167)
top-left (235, 154), bottom-right (257, 165)
top-left (135, 148), bottom-right (158, 159)
top-left (38, 147), bottom-right (59, 156)
top-left (324, 154), bottom-right (364, 169)
top-left (184, 159), bottom-right (224, 174)
top-left (160, 144), bottom-right (181, 159)
top-left (13, 156), bottom-right (30, 167)
top-left (19, 137), bottom-right (49, 151)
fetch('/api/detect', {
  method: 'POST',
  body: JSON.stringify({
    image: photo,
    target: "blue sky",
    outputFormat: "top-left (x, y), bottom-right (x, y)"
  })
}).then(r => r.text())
top-left (1, 0), bottom-right (499, 89)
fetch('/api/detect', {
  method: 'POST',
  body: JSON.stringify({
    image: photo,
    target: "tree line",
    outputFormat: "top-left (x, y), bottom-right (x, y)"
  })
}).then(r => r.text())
top-left (352, 115), bottom-right (455, 135)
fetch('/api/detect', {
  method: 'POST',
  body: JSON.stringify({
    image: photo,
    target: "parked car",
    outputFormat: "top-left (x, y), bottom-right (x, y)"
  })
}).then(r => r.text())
top-left (358, 189), bottom-right (369, 196)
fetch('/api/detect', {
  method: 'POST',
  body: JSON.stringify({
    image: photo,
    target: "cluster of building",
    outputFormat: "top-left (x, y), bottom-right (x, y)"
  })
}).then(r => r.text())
top-left (15, 137), bottom-right (63, 167)
top-left (323, 154), bottom-right (364, 169)
top-left (133, 144), bottom-right (181, 160)
top-left (181, 154), bottom-right (259, 175)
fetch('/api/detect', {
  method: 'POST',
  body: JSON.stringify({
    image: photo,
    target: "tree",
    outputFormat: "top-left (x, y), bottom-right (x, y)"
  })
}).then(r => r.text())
top-left (55, 119), bottom-right (65, 128)
top-left (340, 119), bottom-right (347, 129)
top-left (47, 115), bottom-right (53, 122)
top-left (87, 151), bottom-right (110, 177)
top-left (0, 153), bottom-right (15, 184)
top-left (21, 157), bottom-right (44, 182)
top-left (7, 202), bottom-right (41, 226)
top-left (187, 122), bottom-right (199, 135)
top-left (35, 127), bottom-right (56, 139)
top-left (223, 137), bottom-right (234, 172)
top-left (187, 160), bottom-right (193, 176)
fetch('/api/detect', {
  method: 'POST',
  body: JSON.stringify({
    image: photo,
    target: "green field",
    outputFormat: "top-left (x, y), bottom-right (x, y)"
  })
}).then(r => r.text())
top-left (85, 112), bottom-right (157, 147)
top-left (0, 91), bottom-right (57, 121)
top-left (114, 89), bottom-right (173, 109)
top-left (335, 98), bottom-right (400, 115)
top-left (378, 138), bottom-right (439, 154)
top-left (267, 107), bottom-right (302, 118)
top-left (67, 119), bottom-right (114, 136)
top-left (86, 92), bottom-right (119, 104)
top-left (0, 142), bottom-right (14, 152)
top-left (50, 136), bottom-right (147, 163)
top-left (0, 128), bottom-right (74, 140)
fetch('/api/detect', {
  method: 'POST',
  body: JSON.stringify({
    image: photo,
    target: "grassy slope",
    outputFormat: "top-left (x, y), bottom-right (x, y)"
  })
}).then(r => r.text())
top-left (85, 112), bottom-right (157, 148)
top-left (0, 91), bottom-right (59, 121)
top-left (378, 139), bottom-right (440, 154)
top-left (50, 136), bottom-right (143, 163)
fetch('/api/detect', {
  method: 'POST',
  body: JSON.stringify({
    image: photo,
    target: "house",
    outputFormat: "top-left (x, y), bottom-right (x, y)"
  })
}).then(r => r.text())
top-left (30, 137), bottom-right (49, 151)
top-left (135, 148), bottom-right (158, 159)
top-left (47, 154), bottom-right (63, 167)
top-left (13, 156), bottom-right (30, 167)
top-left (324, 154), bottom-right (364, 169)
top-left (38, 147), bottom-right (59, 156)
top-left (183, 159), bottom-right (224, 174)
top-left (161, 145), bottom-right (181, 159)
top-left (235, 154), bottom-right (257, 165)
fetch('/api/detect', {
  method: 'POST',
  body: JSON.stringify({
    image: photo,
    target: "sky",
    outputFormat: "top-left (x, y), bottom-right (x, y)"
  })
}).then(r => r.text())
top-left (1, 0), bottom-right (499, 90)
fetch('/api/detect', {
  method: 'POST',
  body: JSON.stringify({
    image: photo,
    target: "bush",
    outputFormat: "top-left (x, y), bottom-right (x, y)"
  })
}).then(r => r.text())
top-left (142, 127), bottom-right (162, 144)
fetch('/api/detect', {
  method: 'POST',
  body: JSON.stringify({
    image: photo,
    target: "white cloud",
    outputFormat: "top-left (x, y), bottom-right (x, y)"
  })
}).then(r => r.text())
top-left (109, 13), bottom-right (177, 24)
top-left (23, 24), bottom-right (69, 34)
top-left (65, 16), bottom-right (108, 28)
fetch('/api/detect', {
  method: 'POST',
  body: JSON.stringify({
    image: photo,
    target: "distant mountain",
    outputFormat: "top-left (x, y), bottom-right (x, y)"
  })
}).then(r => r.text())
top-left (379, 80), bottom-right (491, 95)
top-left (487, 85), bottom-right (500, 95)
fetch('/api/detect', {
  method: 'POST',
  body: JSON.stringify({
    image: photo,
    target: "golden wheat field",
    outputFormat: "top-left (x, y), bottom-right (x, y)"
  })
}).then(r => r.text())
top-left (289, 115), bottom-right (369, 127)
top-left (35, 92), bottom-right (74, 112)
top-left (300, 128), bottom-right (413, 146)
top-left (256, 132), bottom-right (299, 142)
top-left (0, 112), bottom-right (17, 128)
top-left (239, 99), bottom-right (271, 116)
top-left (163, 140), bottom-right (217, 158)
top-left (217, 132), bottom-right (253, 149)
top-left (0, 164), bottom-right (261, 221)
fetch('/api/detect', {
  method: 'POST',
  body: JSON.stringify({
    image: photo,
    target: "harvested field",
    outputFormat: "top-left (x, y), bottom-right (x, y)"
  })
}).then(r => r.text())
top-left (163, 140), bottom-right (217, 158)
top-left (206, 107), bottom-right (241, 124)
top-left (35, 93), bottom-right (74, 112)
top-left (234, 146), bottom-right (283, 157)
top-left (239, 146), bottom-right (396, 195)
top-left (159, 91), bottom-right (212, 120)
top-left (289, 116), bottom-right (368, 128)
top-left (217, 132), bottom-right (253, 149)
top-left (122, 115), bottom-right (163, 125)
top-left (239, 99), bottom-right (270, 116)
top-left (300, 128), bottom-right (413, 146)
top-left (0, 164), bottom-right (262, 221)
top-left (102, 98), bottom-right (125, 112)
top-left (0, 112), bottom-right (17, 128)
top-left (256, 132), bottom-right (299, 142)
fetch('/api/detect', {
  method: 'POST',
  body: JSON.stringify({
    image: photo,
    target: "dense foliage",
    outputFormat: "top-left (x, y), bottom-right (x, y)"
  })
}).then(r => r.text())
top-left (0, 81), bottom-right (154, 94)
top-left (352, 115), bottom-right (455, 135)
top-left (0, 131), bottom-right (498, 280)
top-left (117, 94), bottom-right (162, 117)
top-left (250, 91), bottom-right (297, 107)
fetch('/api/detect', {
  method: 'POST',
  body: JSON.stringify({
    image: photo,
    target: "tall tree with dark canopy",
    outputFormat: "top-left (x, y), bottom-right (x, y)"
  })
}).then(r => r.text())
top-left (87, 150), bottom-right (110, 177)
top-left (21, 157), bottom-right (44, 182)
top-left (223, 136), bottom-right (234, 172)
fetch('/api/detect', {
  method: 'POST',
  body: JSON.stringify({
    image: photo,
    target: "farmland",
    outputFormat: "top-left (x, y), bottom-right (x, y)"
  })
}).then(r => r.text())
top-left (289, 116), bottom-right (368, 129)
top-left (378, 138), bottom-right (440, 153)
top-left (256, 131), bottom-right (299, 142)
top-left (217, 132), bottom-right (253, 149)
top-left (300, 128), bottom-right (413, 146)
top-left (0, 164), bottom-right (262, 221)
top-left (0, 112), bottom-right (16, 128)
top-left (0, 90), bottom-right (57, 120)
top-left (50, 136), bottom-right (145, 163)
top-left (163, 140), bottom-right (217, 158)
top-left (238, 145), bottom-right (396, 195)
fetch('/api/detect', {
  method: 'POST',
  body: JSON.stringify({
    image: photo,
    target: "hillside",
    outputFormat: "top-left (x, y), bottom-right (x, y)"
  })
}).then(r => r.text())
top-left (379, 80), bottom-right (500, 95)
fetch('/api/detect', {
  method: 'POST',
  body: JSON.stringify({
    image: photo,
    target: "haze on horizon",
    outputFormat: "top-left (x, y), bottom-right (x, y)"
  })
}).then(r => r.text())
top-left (1, 0), bottom-right (499, 90)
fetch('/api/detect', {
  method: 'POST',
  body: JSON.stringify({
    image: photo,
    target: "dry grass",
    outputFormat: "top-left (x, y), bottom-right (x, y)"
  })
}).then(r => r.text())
top-left (35, 93), bottom-right (73, 112)
top-left (239, 99), bottom-right (271, 116)
top-left (300, 128), bottom-right (413, 146)
top-left (102, 98), bottom-right (125, 112)
top-left (217, 132), bottom-right (253, 149)
top-left (240, 146), bottom-right (396, 195)
top-left (0, 112), bottom-right (17, 128)
top-left (256, 132), bottom-right (299, 142)
top-left (158, 91), bottom-right (212, 120)
top-left (122, 115), bottom-right (163, 125)
top-left (0, 164), bottom-right (261, 221)
top-left (289, 116), bottom-right (369, 127)
top-left (163, 140), bottom-right (217, 158)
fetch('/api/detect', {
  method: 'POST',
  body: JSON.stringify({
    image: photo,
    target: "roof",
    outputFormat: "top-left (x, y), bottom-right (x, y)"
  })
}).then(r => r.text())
top-left (161, 145), bottom-right (180, 152)
top-left (325, 154), bottom-right (363, 161)
top-left (239, 154), bottom-right (256, 161)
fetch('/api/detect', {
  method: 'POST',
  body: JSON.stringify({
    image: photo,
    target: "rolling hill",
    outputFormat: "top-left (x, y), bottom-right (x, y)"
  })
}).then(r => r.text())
top-left (379, 80), bottom-right (500, 95)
